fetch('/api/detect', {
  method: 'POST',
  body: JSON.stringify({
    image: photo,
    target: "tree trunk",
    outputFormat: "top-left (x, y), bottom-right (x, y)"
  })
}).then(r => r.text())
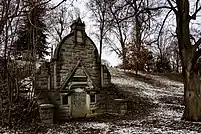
top-left (122, 47), bottom-right (127, 70)
top-left (135, 13), bottom-right (141, 75)
top-left (0, 94), bottom-right (3, 126)
top-left (175, 0), bottom-right (201, 121)
top-left (7, 72), bottom-right (12, 129)
top-left (182, 67), bottom-right (201, 121)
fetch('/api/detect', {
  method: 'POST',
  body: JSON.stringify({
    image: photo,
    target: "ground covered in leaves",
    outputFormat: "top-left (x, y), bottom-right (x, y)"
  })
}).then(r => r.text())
top-left (2, 68), bottom-right (201, 133)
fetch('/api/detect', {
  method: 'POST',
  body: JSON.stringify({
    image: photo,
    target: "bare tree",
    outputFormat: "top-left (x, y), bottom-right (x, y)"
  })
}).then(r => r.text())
top-left (87, 0), bottom-right (110, 62)
top-left (0, 0), bottom-right (72, 129)
top-left (107, 1), bottom-right (130, 70)
top-left (167, 38), bottom-right (181, 72)
top-left (146, 0), bottom-right (201, 121)
top-left (87, 0), bottom-right (110, 87)
top-left (47, 3), bottom-right (73, 56)
top-left (0, 0), bottom-right (22, 128)
top-left (89, 0), bottom-right (153, 71)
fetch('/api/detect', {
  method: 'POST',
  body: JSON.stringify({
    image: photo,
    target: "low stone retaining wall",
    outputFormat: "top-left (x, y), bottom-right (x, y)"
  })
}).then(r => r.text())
top-left (114, 99), bottom-right (127, 115)
top-left (39, 104), bottom-right (54, 124)
top-left (106, 98), bottom-right (127, 115)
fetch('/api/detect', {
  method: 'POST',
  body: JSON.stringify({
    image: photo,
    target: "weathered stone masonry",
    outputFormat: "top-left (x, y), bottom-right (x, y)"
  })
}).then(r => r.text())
top-left (36, 18), bottom-right (110, 122)
top-left (36, 18), bottom-right (127, 123)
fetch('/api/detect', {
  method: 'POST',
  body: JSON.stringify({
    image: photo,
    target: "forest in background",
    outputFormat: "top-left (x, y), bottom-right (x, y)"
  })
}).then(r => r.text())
top-left (1, 0), bottom-right (201, 132)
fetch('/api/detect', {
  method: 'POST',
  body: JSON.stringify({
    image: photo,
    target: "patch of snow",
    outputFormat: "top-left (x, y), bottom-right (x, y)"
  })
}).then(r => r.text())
top-left (112, 127), bottom-right (145, 134)
top-left (84, 122), bottom-right (109, 130)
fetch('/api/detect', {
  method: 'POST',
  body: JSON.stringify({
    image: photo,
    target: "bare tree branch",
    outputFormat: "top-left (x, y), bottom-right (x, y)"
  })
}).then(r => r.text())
top-left (105, 38), bottom-right (121, 56)
top-left (191, 6), bottom-right (201, 20)
top-left (167, 0), bottom-right (178, 13)
top-left (50, 0), bottom-right (67, 10)
top-left (190, 0), bottom-right (201, 20)
top-left (192, 47), bottom-right (201, 67)
top-left (194, 38), bottom-right (201, 48)
top-left (145, 6), bottom-right (174, 11)
top-left (156, 9), bottom-right (173, 43)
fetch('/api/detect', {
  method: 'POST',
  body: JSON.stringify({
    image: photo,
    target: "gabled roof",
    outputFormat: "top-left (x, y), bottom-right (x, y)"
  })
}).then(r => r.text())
top-left (59, 59), bottom-right (98, 91)
top-left (52, 33), bottom-right (99, 61)
top-left (52, 18), bottom-right (99, 61)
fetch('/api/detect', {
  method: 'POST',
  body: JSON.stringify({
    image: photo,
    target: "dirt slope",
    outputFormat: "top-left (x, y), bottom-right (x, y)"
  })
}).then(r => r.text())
top-left (2, 68), bottom-right (201, 134)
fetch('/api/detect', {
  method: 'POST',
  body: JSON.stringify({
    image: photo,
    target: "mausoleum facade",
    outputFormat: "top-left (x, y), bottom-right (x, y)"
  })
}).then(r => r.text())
top-left (35, 18), bottom-right (112, 122)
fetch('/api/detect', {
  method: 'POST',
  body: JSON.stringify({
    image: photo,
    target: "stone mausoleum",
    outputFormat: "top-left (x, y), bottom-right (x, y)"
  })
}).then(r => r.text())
top-left (35, 18), bottom-right (127, 123)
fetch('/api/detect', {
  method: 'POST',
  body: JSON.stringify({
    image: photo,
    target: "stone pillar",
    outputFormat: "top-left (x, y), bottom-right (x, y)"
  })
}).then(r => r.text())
top-left (39, 104), bottom-right (54, 124)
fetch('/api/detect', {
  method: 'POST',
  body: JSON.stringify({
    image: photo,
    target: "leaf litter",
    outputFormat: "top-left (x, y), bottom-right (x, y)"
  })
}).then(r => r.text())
top-left (2, 68), bottom-right (201, 133)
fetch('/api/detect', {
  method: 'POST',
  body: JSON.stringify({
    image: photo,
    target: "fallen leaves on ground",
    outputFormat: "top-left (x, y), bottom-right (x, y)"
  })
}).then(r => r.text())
top-left (2, 68), bottom-right (201, 133)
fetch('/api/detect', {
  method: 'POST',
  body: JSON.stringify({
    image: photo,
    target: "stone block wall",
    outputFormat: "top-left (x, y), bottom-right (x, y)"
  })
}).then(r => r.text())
top-left (98, 85), bottom-right (127, 116)
top-left (35, 18), bottom-right (119, 122)
top-left (101, 65), bottom-right (111, 88)
top-left (35, 62), bottom-right (50, 105)
top-left (55, 36), bottom-right (101, 90)
top-left (58, 105), bottom-right (71, 120)
top-left (39, 104), bottom-right (54, 124)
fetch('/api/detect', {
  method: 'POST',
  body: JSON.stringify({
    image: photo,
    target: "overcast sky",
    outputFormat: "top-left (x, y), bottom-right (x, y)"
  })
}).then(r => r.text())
top-left (52, 0), bottom-right (121, 66)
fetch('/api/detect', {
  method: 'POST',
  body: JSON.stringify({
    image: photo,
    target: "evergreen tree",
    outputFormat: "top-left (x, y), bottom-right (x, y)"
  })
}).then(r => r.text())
top-left (14, 0), bottom-right (49, 59)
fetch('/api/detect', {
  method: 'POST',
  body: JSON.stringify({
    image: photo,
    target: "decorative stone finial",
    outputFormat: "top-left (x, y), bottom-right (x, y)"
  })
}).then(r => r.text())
top-left (70, 17), bottom-right (85, 32)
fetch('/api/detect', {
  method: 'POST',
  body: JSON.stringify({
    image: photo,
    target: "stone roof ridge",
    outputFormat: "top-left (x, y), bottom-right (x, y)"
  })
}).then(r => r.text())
top-left (72, 17), bottom-right (85, 26)
top-left (76, 17), bottom-right (82, 23)
top-left (53, 18), bottom-right (99, 60)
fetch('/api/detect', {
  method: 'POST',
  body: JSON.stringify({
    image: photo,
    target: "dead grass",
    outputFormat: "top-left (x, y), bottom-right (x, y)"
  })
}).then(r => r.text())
top-left (152, 72), bottom-right (183, 82)
top-left (3, 69), bottom-right (201, 134)
top-left (125, 72), bottom-right (167, 87)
